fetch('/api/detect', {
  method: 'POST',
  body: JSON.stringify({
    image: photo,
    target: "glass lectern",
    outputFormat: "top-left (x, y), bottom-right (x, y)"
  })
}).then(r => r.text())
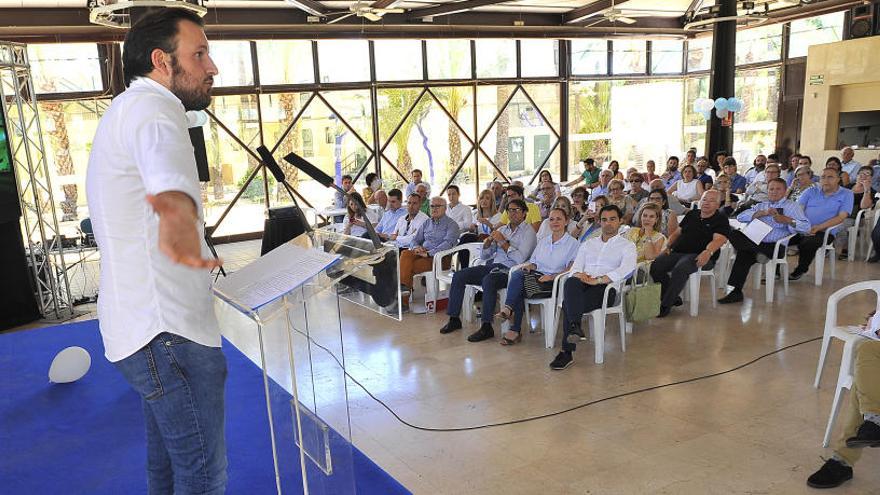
top-left (213, 229), bottom-right (401, 495)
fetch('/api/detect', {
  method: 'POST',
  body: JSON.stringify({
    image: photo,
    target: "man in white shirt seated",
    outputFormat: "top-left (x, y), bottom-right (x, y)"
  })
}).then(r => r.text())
top-left (744, 154), bottom-right (767, 185)
top-left (375, 188), bottom-right (406, 241)
top-left (391, 193), bottom-right (429, 248)
top-left (404, 168), bottom-right (431, 198)
top-left (445, 184), bottom-right (473, 233)
top-left (717, 178), bottom-right (811, 304)
top-left (550, 205), bottom-right (637, 371)
top-left (841, 146), bottom-right (862, 179)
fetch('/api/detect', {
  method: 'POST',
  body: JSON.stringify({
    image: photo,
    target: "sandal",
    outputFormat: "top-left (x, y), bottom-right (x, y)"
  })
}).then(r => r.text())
top-left (495, 305), bottom-right (513, 321)
top-left (500, 331), bottom-right (522, 346)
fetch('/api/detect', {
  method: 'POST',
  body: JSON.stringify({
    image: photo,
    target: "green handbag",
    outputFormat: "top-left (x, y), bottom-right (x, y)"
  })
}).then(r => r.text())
top-left (624, 276), bottom-right (660, 322)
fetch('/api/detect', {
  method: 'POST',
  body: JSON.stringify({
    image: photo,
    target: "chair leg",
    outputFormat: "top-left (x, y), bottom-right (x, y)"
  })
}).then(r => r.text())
top-left (618, 312), bottom-right (626, 353)
top-left (546, 305), bottom-right (558, 349)
top-left (462, 287), bottom-right (474, 323)
top-left (688, 274), bottom-right (700, 317)
top-left (815, 251), bottom-right (825, 286)
top-left (814, 335), bottom-right (833, 388)
top-left (830, 251), bottom-right (836, 278)
top-left (848, 228), bottom-right (857, 262)
top-left (766, 263), bottom-right (775, 303)
top-left (782, 261), bottom-right (789, 295)
top-left (752, 264), bottom-right (762, 290)
top-left (823, 383), bottom-right (848, 448)
top-left (708, 274), bottom-right (717, 307)
top-left (593, 313), bottom-right (605, 364)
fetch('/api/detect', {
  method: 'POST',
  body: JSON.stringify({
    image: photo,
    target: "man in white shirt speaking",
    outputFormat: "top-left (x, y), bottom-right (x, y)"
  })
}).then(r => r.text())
top-left (85, 9), bottom-right (227, 494)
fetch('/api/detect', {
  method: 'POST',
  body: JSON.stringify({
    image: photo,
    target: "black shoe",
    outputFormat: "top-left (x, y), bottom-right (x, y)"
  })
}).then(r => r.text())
top-left (657, 305), bottom-right (672, 318)
top-left (549, 351), bottom-right (573, 370)
top-left (440, 317), bottom-right (462, 334)
top-left (467, 323), bottom-right (494, 342)
top-left (845, 421), bottom-right (880, 448)
top-left (673, 297), bottom-right (683, 307)
top-left (869, 254), bottom-right (880, 263)
top-left (807, 458), bottom-right (852, 489)
top-left (566, 324), bottom-right (586, 344)
top-left (717, 290), bottom-right (743, 304)
top-left (789, 270), bottom-right (805, 281)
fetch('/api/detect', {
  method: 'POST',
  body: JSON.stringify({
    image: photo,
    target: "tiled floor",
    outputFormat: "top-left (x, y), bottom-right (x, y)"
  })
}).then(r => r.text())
top-left (16, 240), bottom-right (880, 494)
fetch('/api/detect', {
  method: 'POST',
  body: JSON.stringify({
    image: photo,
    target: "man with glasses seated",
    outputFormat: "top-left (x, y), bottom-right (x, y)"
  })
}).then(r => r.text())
top-left (537, 181), bottom-right (558, 220)
top-left (390, 193), bottom-right (429, 249)
top-left (650, 190), bottom-right (730, 318)
top-left (398, 197), bottom-right (460, 292)
top-left (440, 199), bottom-right (537, 343)
top-left (789, 168), bottom-right (854, 281)
top-left (550, 205), bottom-right (637, 371)
top-left (717, 178), bottom-right (811, 304)
top-left (495, 184), bottom-right (542, 232)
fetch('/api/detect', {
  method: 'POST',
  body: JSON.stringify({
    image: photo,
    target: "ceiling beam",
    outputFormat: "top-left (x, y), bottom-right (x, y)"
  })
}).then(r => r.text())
top-left (571, 15), bottom-right (683, 30)
top-left (284, 0), bottom-right (327, 16)
top-left (370, 0), bottom-right (399, 9)
top-left (563, 0), bottom-right (631, 25)
top-left (408, 0), bottom-right (512, 19)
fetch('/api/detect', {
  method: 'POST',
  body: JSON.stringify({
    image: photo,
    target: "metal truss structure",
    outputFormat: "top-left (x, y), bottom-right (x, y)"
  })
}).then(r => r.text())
top-left (0, 41), bottom-right (73, 320)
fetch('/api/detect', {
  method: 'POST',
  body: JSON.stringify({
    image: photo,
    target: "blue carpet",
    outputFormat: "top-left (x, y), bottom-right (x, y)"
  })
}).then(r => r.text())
top-left (0, 320), bottom-right (409, 495)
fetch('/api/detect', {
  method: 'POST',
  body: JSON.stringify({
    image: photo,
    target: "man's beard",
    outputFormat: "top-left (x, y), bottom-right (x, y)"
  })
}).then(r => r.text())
top-left (169, 55), bottom-right (213, 111)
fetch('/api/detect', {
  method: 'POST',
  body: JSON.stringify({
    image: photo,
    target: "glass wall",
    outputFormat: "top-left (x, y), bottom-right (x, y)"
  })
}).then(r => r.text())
top-left (23, 11), bottom-right (843, 238)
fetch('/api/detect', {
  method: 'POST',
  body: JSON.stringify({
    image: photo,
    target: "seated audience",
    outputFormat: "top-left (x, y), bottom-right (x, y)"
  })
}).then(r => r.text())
top-left (836, 166), bottom-right (876, 259)
top-left (826, 156), bottom-right (851, 187)
top-left (787, 165), bottom-right (816, 202)
top-left (362, 172), bottom-right (381, 204)
top-left (391, 193), bottom-right (429, 248)
top-left (606, 179), bottom-right (637, 224)
top-left (375, 189), bottom-right (406, 241)
top-left (668, 164), bottom-right (705, 206)
top-left (416, 183), bottom-right (430, 214)
top-left (491, 180), bottom-right (506, 210)
top-left (550, 205), bottom-right (637, 370)
top-left (661, 156), bottom-right (681, 190)
top-left (445, 185), bottom-right (474, 234)
top-left (712, 174), bottom-right (739, 216)
top-left (373, 189), bottom-right (388, 209)
top-left (628, 173), bottom-right (650, 203)
top-left (736, 164), bottom-right (781, 214)
top-left (571, 186), bottom-right (589, 223)
top-left (536, 196), bottom-right (576, 240)
top-left (807, 335), bottom-right (880, 488)
top-left (440, 200), bottom-right (537, 342)
top-left (398, 197), bottom-right (460, 291)
top-left (608, 160), bottom-right (624, 180)
top-left (722, 157), bottom-right (747, 194)
top-left (744, 154), bottom-right (767, 185)
top-left (497, 184), bottom-right (542, 231)
top-left (528, 170), bottom-right (561, 203)
top-left (643, 159), bottom-right (660, 183)
top-left (342, 191), bottom-right (380, 237)
top-left (650, 190), bottom-right (729, 318)
top-left (789, 168), bottom-right (854, 281)
top-left (592, 169), bottom-right (614, 197)
top-left (536, 181), bottom-right (558, 220)
top-left (405, 168), bottom-right (431, 197)
top-left (625, 202), bottom-right (667, 262)
top-left (467, 189), bottom-right (501, 240)
top-left (634, 188), bottom-right (679, 237)
top-left (571, 195), bottom-right (609, 241)
top-left (775, 153), bottom-right (794, 185)
top-left (717, 178), bottom-right (811, 304)
top-left (496, 208), bottom-right (579, 345)
top-left (565, 158), bottom-right (601, 189)
top-left (841, 146), bottom-right (862, 179)
top-left (696, 157), bottom-right (714, 186)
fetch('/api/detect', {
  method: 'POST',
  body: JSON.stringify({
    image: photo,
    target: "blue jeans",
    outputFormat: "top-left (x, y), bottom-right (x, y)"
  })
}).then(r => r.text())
top-left (114, 332), bottom-right (228, 495)
top-left (446, 263), bottom-right (509, 323)
top-left (501, 269), bottom-right (537, 332)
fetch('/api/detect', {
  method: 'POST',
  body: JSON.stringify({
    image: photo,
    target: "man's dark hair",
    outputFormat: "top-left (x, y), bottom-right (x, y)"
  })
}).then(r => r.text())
top-left (823, 167), bottom-right (841, 177)
top-left (122, 8), bottom-right (205, 86)
top-left (859, 165), bottom-right (875, 176)
top-left (768, 177), bottom-right (788, 188)
top-left (506, 199), bottom-right (527, 212)
top-left (342, 174), bottom-right (353, 182)
top-left (584, 158), bottom-right (595, 166)
top-left (714, 150), bottom-right (728, 159)
top-left (599, 204), bottom-right (622, 219)
top-left (388, 188), bottom-right (402, 200)
top-left (408, 192), bottom-right (422, 201)
top-left (446, 184), bottom-right (460, 193)
top-left (767, 153), bottom-right (780, 162)
top-left (722, 156), bottom-right (737, 168)
top-left (365, 172), bottom-right (377, 185)
top-left (668, 155), bottom-right (679, 163)
top-left (506, 184), bottom-right (525, 198)
top-left (412, 169), bottom-right (422, 176)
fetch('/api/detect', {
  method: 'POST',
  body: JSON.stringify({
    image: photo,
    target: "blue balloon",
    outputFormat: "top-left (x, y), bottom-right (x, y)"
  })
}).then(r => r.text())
top-left (701, 110), bottom-right (712, 120)
top-left (714, 97), bottom-right (728, 111)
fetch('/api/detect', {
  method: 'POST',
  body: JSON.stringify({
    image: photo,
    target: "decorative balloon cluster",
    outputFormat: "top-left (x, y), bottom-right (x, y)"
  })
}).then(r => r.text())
top-left (692, 97), bottom-right (744, 121)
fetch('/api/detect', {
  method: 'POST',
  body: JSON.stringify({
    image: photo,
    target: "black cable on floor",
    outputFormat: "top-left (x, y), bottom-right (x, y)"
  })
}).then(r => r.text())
top-left (297, 329), bottom-right (822, 433)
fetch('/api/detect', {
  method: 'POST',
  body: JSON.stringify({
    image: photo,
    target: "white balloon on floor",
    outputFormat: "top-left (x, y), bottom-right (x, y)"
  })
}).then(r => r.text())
top-left (48, 346), bottom-right (91, 384)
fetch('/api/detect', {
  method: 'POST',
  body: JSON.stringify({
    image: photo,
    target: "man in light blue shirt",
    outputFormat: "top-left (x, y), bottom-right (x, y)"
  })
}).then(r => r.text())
top-left (404, 168), bottom-right (431, 198)
top-left (375, 188), bottom-right (406, 240)
top-left (841, 147), bottom-right (862, 179)
top-left (718, 178), bottom-right (811, 304)
top-left (440, 199), bottom-right (537, 343)
top-left (723, 159), bottom-right (747, 194)
top-left (398, 196), bottom-right (460, 290)
top-left (790, 168), bottom-right (854, 280)
top-left (591, 169), bottom-right (613, 197)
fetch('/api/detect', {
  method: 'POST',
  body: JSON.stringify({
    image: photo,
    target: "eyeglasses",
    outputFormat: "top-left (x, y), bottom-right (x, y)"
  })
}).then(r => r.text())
top-left (507, 207), bottom-right (524, 213)
top-left (649, 196), bottom-right (663, 201)
top-left (430, 204), bottom-right (444, 208)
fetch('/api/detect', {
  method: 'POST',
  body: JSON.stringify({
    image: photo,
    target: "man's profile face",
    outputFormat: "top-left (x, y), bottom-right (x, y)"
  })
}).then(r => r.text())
top-left (167, 20), bottom-right (218, 111)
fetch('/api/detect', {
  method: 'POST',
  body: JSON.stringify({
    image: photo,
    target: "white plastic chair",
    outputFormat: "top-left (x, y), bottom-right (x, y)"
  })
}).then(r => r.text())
top-left (746, 234), bottom-right (793, 303)
top-left (866, 208), bottom-right (880, 262)
top-left (814, 229), bottom-right (837, 286)
top-left (515, 268), bottom-right (569, 348)
top-left (555, 273), bottom-right (629, 364)
top-left (813, 280), bottom-right (880, 447)
top-left (427, 242), bottom-right (483, 313)
top-left (685, 265), bottom-right (716, 317)
top-left (846, 209), bottom-right (870, 262)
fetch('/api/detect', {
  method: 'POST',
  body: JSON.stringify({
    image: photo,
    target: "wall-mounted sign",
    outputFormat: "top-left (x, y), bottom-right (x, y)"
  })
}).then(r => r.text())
top-left (809, 74), bottom-right (825, 85)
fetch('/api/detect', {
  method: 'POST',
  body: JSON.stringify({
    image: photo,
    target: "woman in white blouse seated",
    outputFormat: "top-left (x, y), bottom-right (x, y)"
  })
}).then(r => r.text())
top-left (495, 207), bottom-right (579, 345)
top-left (536, 196), bottom-right (578, 240)
top-left (468, 188), bottom-right (502, 240)
top-left (667, 164), bottom-right (704, 207)
top-left (624, 202), bottom-right (667, 263)
top-left (342, 191), bottom-right (380, 237)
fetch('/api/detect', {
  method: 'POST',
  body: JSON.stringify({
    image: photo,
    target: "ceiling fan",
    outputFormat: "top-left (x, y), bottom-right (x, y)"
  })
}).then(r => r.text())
top-left (584, 8), bottom-right (637, 27)
top-left (326, 2), bottom-right (404, 24)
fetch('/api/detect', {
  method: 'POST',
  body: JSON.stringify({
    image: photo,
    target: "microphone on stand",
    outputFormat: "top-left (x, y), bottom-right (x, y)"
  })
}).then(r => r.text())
top-left (283, 152), bottom-right (382, 249)
top-left (256, 146), bottom-right (314, 239)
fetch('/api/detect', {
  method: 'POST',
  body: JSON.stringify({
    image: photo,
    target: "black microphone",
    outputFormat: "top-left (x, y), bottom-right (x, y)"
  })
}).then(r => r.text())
top-left (284, 152), bottom-right (335, 190)
top-left (257, 145), bottom-right (285, 182)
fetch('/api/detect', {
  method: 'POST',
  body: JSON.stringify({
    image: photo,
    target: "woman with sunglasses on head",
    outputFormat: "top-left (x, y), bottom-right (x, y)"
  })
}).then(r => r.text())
top-left (625, 202), bottom-right (667, 262)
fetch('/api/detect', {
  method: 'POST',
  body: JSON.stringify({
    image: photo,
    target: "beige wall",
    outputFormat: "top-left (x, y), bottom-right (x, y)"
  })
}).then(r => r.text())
top-left (801, 36), bottom-right (880, 168)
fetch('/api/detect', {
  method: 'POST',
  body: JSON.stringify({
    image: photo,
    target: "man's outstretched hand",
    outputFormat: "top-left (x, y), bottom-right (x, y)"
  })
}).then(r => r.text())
top-left (146, 192), bottom-right (222, 270)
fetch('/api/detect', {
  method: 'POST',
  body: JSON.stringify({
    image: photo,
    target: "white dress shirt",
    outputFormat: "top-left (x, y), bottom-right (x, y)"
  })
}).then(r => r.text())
top-left (86, 77), bottom-right (219, 362)
top-left (393, 211), bottom-right (429, 248)
top-left (446, 202), bottom-right (474, 232)
top-left (570, 231), bottom-right (638, 283)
